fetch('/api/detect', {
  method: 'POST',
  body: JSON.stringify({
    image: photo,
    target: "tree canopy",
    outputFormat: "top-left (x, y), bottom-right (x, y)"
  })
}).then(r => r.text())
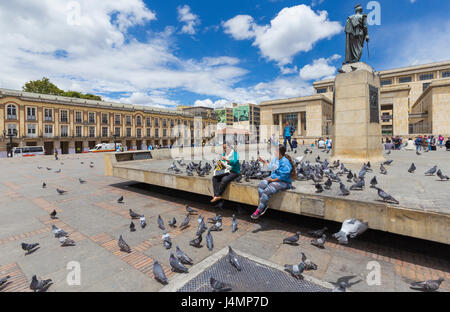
top-left (22, 77), bottom-right (102, 101)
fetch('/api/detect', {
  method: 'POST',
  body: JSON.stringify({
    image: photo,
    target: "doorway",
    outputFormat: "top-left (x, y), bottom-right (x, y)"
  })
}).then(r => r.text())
top-left (44, 142), bottom-right (54, 155)
top-left (60, 141), bottom-right (69, 154)
top-left (75, 141), bottom-right (83, 154)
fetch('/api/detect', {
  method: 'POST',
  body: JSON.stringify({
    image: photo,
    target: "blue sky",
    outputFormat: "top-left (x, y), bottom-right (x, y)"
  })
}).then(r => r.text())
top-left (1, 0), bottom-right (449, 109)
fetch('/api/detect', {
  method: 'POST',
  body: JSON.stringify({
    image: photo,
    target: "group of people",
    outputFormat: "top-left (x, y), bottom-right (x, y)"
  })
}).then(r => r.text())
top-left (384, 135), bottom-right (450, 152)
top-left (210, 141), bottom-right (296, 220)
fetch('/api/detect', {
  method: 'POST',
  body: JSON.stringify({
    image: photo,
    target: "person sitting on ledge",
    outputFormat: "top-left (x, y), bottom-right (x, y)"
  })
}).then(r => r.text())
top-left (251, 145), bottom-right (296, 220)
top-left (211, 143), bottom-right (241, 203)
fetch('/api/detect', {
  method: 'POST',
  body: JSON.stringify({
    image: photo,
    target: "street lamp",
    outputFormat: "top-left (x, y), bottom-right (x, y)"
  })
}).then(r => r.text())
top-left (3, 129), bottom-right (17, 158)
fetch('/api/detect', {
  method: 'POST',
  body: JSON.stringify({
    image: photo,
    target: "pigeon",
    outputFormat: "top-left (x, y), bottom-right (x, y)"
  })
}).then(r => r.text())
top-left (59, 236), bottom-right (76, 247)
top-left (384, 160), bottom-right (393, 166)
top-left (350, 179), bottom-right (365, 191)
top-left (410, 278), bottom-right (444, 292)
top-left (153, 260), bottom-right (168, 285)
top-left (190, 233), bottom-right (203, 248)
top-left (416, 151), bottom-right (421, 156)
top-left (117, 196), bottom-right (124, 204)
top-left (339, 182), bottom-right (350, 196)
top-left (56, 188), bottom-right (67, 195)
top-left (311, 234), bottom-right (326, 249)
top-left (50, 210), bottom-right (57, 219)
top-left (370, 176), bottom-right (378, 188)
top-left (21, 242), bottom-right (39, 253)
top-left (332, 282), bottom-right (348, 292)
top-left (129, 209), bottom-right (141, 219)
top-left (301, 252), bottom-right (318, 271)
top-left (315, 183), bottom-right (324, 193)
top-left (324, 178), bottom-right (332, 190)
top-left (347, 171), bottom-right (354, 182)
top-left (162, 231), bottom-right (172, 249)
top-left (210, 277), bottom-right (232, 292)
top-left (42, 182), bottom-right (46, 189)
top-left (284, 263), bottom-right (305, 279)
top-left (140, 215), bottom-right (146, 229)
top-left (425, 166), bottom-right (438, 176)
top-left (196, 219), bottom-right (208, 236)
top-left (0, 275), bottom-right (11, 287)
top-left (206, 229), bottom-right (214, 251)
top-left (380, 164), bottom-right (388, 175)
top-left (308, 227), bottom-right (328, 238)
top-left (46, 167), bottom-right (52, 171)
top-left (437, 169), bottom-right (449, 181)
top-left (130, 221), bottom-right (136, 232)
top-left (90, 164), bottom-right (94, 168)
top-left (333, 219), bottom-right (369, 245)
top-left (37, 166), bottom-right (42, 170)
top-left (79, 178), bottom-right (86, 184)
top-left (386, 150), bottom-right (391, 155)
top-left (208, 214), bottom-right (222, 223)
top-left (30, 275), bottom-right (52, 292)
top-left (157, 215), bottom-right (166, 231)
top-left (376, 188), bottom-right (399, 204)
top-left (118, 235), bottom-right (131, 253)
top-left (210, 218), bottom-right (222, 232)
top-left (283, 232), bottom-right (301, 245)
top-left (176, 246), bottom-right (194, 265)
top-left (179, 214), bottom-right (190, 230)
top-left (231, 214), bottom-right (238, 233)
top-left (55, 169), bottom-right (61, 173)
top-left (408, 163), bottom-right (416, 174)
top-left (168, 217), bottom-right (177, 227)
top-left (51, 225), bottom-right (68, 238)
top-left (169, 253), bottom-right (188, 273)
top-left (185, 204), bottom-right (198, 215)
top-left (228, 246), bottom-right (241, 271)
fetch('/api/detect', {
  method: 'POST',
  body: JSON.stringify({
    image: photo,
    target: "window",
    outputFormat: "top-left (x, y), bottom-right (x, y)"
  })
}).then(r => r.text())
top-left (177, 119), bottom-right (181, 125)
top-left (102, 127), bottom-right (108, 137)
top-left (155, 118), bottom-right (159, 127)
top-left (423, 83), bottom-right (431, 92)
top-left (443, 71), bottom-right (450, 78)
top-left (27, 107), bottom-right (36, 120)
top-left (163, 119), bottom-right (167, 127)
top-left (163, 129), bottom-right (167, 137)
top-left (75, 126), bottom-right (82, 137)
top-left (114, 127), bottom-right (121, 137)
top-left (6, 104), bottom-right (17, 120)
top-left (155, 129), bottom-right (159, 138)
top-left (126, 128), bottom-right (132, 137)
top-left (136, 128), bottom-right (142, 138)
top-left (89, 112), bottom-right (95, 124)
top-left (146, 128), bottom-right (151, 137)
top-left (316, 88), bottom-right (327, 94)
top-left (60, 110), bottom-right (68, 123)
top-left (419, 73), bottom-right (434, 81)
top-left (115, 114), bottom-right (121, 125)
top-left (7, 124), bottom-right (18, 136)
top-left (27, 124), bottom-right (37, 137)
top-left (75, 111), bottom-right (82, 123)
top-left (44, 108), bottom-right (53, 121)
top-left (89, 127), bottom-right (95, 137)
top-left (61, 125), bottom-right (69, 137)
top-left (399, 76), bottom-right (412, 83)
top-left (44, 125), bottom-right (53, 137)
top-left (381, 79), bottom-right (392, 86)
top-left (170, 119), bottom-right (175, 127)
top-left (126, 115), bottom-right (132, 126)
top-left (136, 116), bottom-right (142, 126)
top-left (146, 117), bottom-right (151, 127)
top-left (184, 120), bottom-right (188, 126)
top-left (101, 113), bottom-right (108, 124)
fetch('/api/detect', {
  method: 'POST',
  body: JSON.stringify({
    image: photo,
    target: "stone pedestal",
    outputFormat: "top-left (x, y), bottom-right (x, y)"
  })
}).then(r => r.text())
top-left (332, 62), bottom-right (384, 163)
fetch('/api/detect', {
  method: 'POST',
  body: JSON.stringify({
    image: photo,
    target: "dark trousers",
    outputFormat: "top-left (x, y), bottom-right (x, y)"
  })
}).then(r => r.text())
top-left (284, 136), bottom-right (293, 150)
top-left (212, 172), bottom-right (240, 197)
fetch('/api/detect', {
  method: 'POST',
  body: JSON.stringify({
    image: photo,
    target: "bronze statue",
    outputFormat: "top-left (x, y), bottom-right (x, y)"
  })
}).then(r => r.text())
top-left (344, 4), bottom-right (369, 64)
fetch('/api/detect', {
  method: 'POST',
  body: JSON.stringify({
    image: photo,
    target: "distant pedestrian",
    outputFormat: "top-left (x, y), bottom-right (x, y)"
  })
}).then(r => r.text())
top-left (54, 149), bottom-right (58, 160)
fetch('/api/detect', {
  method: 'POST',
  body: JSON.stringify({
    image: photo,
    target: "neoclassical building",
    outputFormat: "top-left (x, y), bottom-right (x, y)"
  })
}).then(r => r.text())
top-left (0, 88), bottom-right (217, 157)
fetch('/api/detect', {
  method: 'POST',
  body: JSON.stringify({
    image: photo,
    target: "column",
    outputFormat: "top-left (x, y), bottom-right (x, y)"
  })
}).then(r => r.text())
top-left (297, 112), bottom-right (302, 138)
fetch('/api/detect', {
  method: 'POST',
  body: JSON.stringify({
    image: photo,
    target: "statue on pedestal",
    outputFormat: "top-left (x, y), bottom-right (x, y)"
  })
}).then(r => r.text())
top-left (344, 4), bottom-right (369, 64)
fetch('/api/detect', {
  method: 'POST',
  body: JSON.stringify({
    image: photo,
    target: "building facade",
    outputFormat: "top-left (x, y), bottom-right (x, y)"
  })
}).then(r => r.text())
top-left (0, 89), bottom-right (217, 157)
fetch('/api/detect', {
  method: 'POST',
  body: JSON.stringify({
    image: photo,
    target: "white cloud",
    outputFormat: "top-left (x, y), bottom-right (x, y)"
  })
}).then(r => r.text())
top-left (177, 5), bottom-right (200, 35)
top-left (194, 99), bottom-right (231, 109)
top-left (223, 5), bottom-right (342, 66)
top-left (299, 54), bottom-right (340, 80)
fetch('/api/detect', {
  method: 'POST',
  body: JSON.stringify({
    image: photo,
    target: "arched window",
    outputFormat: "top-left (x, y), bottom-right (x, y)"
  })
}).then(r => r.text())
top-left (6, 104), bottom-right (17, 119)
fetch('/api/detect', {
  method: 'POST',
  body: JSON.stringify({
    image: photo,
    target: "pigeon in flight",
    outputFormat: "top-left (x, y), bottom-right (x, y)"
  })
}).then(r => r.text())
top-left (59, 236), bottom-right (76, 247)
top-left (129, 209), bottom-right (141, 219)
top-left (311, 234), bottom-right (326, 249)
top-left (51, 225), bottom-right (68, 238)
top-left (118, 235), bottom-right (131, 253)
top-left (140, 215), bottom-right (146, 229)
top-left (21, 242), bottom-right (39, 253)
top-left (228, 246), bottom-right (242, 271)
top-left (42, 182), bottom-right (46, 189)
top-left (301, 252), bottom-right (318, 271)
top-left (408, 163), bottom-right (416, 174)
top-left (206, 229), bottom-right (214, 251)
top-left (169, 253), bottom-right (189, 273)
top-left (189, 233), bottom-right (203, 248)
top-left (283, 232), bottom-right (301, 245)
top-left (380, 164), bottom-right (388, 175)
top-left (410, 278), bottom-right (444, 292)
top-left (308, 227), bottom-right (327, 238)
top-left (370, 176), bottom-right (378, 188)
top-left (162, 231), bottom-right (172, 250)
top-left (210, 277), bottom-right (232, 292)
top-left (50, 210), bottom-right (57, 219)
top-left (130, 221), bottom-right (136, 232)
top-left (117, 196), bottom-right (124, 204)
top-left (339, 182), bottom-right (350, 196)
top-left (333, 219), bottom-right (368, 245)
top-left (425, 166), bottom-right (438, 176)
top-left (231, 214), bottom-right (238, 233)
top-left (30, 275), bottom-right (52, 292)
top-left (79, 178), bottom-right (86, 184)
top-left (376, 188), bottom-right (399, 204)
top-left (332, 282), bottom-right (348, 292)
top-left (56, 188), bottom-right (67, 195)
top-left (168, 217), bottom-right (177, 228)
top-left (176, 246), bottom-right (193, 265)
top-left (157, 215), bottom-right (166, 231)
top-left (179, 214), bottom-right (190, 230)
top-left (284, 263), bottom-right (305, 279)
top-left (437, 169), bottom-right (449, 181)
top-left (153, 260), bottom-right (168, 285)
top-left (185, 205), bottom-right (198, 215)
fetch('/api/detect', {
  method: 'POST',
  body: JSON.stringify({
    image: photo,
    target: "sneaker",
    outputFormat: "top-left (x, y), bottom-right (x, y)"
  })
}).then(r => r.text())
top-left (251, 206), bottom-right (269, 220)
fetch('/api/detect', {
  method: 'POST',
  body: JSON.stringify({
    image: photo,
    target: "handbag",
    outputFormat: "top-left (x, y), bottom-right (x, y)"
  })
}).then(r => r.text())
top-left (214, 160), bottom-right (230, 177)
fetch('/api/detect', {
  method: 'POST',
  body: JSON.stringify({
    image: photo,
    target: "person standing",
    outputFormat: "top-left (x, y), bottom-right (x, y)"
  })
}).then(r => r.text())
top-left (54, 148), bottom-right (59, 160)
top-left (211, 143), bottom-right (241, 203)
top-left (283, 122), bottom-right (294, 151)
